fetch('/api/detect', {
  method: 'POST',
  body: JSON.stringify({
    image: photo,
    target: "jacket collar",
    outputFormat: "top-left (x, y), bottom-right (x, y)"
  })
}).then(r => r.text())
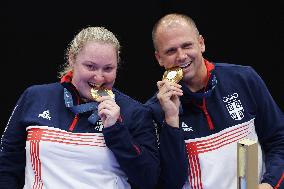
top-left (180, 59), bottom-right (217, 102)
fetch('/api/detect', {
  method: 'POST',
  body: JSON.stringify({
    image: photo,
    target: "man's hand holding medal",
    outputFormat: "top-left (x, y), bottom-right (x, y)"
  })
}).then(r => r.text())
top-left (157, 67), bottom-right (183, 128)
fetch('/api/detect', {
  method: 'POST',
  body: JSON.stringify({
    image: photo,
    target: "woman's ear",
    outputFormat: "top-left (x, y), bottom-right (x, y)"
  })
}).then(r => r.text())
top-left (68, 53), bottom-right (74, 67)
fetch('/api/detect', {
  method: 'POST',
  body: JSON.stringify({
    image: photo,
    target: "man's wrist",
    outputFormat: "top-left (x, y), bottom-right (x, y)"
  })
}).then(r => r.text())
top-left (165, 115), bottom-right (179, 128)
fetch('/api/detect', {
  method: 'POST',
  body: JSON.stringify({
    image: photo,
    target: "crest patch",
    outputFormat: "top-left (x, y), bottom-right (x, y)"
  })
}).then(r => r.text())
top-left (223, 93), bottom-right (244, 120)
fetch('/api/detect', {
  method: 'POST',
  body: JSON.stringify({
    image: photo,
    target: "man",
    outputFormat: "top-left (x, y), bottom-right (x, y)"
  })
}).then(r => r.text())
top-left (145, 13), bottom-right (284, 189)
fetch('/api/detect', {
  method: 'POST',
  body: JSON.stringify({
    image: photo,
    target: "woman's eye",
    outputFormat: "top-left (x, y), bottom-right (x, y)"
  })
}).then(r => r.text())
top-left (86, 65), bottom-right (95, 70)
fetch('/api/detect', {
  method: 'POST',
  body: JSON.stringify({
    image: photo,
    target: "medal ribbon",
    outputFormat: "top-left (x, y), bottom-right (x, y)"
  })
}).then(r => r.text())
top-left (64, 88), bottom-right (100, 124)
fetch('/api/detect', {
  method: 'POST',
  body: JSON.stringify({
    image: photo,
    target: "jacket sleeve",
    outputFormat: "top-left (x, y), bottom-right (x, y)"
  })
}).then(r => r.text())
top-left (0, 90), bottom-right (30, 189)
top-left (145, 98), bottom-right (188, 189)
top-left (102, 105), bottom-right (160, 189)
top-left (158, 122), bottom-right (188, 189)
top-left (248, 67), bottom-right (284, 188)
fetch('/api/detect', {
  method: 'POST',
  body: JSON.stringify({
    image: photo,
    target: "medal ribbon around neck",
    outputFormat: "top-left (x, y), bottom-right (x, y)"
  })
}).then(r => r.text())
top-left (64, 88), bottom-right (100, 124)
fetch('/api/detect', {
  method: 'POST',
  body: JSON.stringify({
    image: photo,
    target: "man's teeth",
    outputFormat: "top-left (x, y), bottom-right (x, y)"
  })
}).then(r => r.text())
top-left (180, 62), bottom-right (191, 68)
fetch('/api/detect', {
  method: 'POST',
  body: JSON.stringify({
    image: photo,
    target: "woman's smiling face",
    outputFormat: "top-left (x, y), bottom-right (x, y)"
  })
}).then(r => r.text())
top-left (71, 41), bottom-right (118, 101)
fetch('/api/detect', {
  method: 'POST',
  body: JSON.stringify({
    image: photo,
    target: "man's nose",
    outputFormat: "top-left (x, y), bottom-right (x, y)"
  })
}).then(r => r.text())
top-left (177, 49), bottom-right (187, 62)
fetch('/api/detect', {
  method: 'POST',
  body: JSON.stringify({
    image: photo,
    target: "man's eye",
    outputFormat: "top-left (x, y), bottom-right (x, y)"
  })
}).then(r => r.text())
top-left (182, 43), bottom-right (192, 49)
top-left (166, 49), bottom-right (176, 55)
top-left (104, 67), bottom-right (113, 72)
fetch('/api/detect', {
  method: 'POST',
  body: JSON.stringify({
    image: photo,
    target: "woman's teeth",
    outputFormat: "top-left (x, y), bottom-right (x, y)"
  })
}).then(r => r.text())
top-left (89, 83), bottom-right (102, 88)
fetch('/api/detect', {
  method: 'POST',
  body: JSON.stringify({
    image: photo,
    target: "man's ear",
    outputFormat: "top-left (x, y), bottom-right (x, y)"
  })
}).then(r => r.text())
top-left (155, 51), bottom-right (163, 66)
top-left (199, 35), bottom-right (205, 53)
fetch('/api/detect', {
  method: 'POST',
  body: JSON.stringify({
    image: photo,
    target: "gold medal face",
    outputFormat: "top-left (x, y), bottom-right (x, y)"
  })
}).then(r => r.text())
top-left (162, 67), bottom-right (183, 83)
top-left (91, 88), bottom-right (115, 101)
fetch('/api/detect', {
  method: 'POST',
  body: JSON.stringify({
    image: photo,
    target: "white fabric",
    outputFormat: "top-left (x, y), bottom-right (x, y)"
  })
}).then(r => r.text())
top-left (24, 126), bottom-right (130, 189)
top-left (183, 119), bottom-right (264, 189)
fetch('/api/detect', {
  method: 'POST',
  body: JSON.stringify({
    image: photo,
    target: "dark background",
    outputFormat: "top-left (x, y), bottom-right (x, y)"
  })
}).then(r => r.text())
top-left (1, 1), bottom-right (283, 135)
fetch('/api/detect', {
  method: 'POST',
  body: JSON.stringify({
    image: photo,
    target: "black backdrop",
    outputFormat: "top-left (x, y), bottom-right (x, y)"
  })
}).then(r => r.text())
top-left (1, 1), bottom-right (283, 135)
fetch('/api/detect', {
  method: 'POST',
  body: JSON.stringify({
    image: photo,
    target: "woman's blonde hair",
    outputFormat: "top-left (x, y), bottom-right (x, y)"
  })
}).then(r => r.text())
top-left (58, 26), bottom-right (120, 78)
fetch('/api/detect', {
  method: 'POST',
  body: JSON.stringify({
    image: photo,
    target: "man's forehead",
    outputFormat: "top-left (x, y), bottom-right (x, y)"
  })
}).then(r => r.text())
top-left (159, 17), bottom-right (188, 29)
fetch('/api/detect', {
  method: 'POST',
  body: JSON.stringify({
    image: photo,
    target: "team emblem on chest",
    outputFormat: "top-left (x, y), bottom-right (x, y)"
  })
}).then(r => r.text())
top-left (94, 119), bottom-right (104, 131)
top-left (223, 93), bottom-right (244, 120)
top-left (181, 122), bottom-right (193, 132)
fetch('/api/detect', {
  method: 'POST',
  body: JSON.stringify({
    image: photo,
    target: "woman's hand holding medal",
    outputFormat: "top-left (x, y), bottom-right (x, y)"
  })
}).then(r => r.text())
top-left (91, 87), bottom-right (119, 128)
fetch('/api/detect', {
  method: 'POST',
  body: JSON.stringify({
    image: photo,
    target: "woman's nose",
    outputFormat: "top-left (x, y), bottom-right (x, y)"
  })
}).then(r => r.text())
top-left (93, 71), bottom-right (104, 83)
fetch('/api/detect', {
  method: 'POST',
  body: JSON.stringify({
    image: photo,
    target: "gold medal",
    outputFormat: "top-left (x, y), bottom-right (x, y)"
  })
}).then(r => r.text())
top-left (162, 67), bottom-right (183, 83)
top-left (91, 87), bottom-right (115, 101)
